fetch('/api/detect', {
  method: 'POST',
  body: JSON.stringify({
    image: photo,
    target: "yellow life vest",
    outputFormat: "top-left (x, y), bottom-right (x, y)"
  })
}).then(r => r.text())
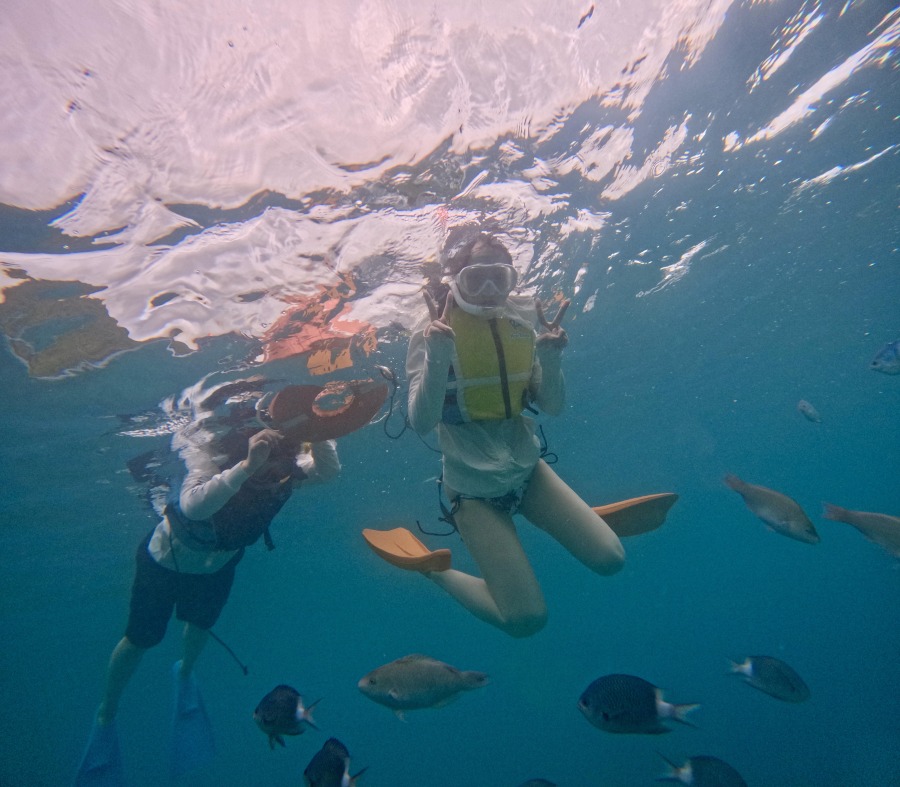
top-left (442, 306), bottom-right (535, 423)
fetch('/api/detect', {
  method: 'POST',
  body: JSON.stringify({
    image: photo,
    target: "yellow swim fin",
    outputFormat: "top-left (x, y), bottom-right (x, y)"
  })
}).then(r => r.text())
top-left (592, 493), bottom-right (678, 537)
top-left (362, 527), bottom-right (452, 573)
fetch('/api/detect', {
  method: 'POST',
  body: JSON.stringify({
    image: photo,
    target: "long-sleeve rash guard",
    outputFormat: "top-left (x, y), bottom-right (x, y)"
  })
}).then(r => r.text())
top-left (148, 439), bottom-right (340, 574)
top-left (406, 295), bottom-right (565, 499)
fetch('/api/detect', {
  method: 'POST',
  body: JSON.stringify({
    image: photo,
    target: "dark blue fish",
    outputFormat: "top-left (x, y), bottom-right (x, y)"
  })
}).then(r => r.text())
top-left (870, 339), bottom-right (900, 374)
top-left (728, 655), bottom-right (810, 703)
top-left (253, 684), bottom-right (318, 748)
top-left (658, 754), bottom-right (748, 786)
top-left (578, 674), bottom-right (699, 734)
top-left (304, 738), bottom-right (367, 787)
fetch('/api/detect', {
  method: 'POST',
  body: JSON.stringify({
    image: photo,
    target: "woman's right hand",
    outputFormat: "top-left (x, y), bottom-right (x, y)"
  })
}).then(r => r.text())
top-left (423, 290), bottom-right (455, 341)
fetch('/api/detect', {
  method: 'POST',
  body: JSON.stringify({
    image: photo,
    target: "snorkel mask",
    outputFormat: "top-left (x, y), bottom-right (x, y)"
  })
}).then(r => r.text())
top-left (449, 262), bottom-right (518, 317)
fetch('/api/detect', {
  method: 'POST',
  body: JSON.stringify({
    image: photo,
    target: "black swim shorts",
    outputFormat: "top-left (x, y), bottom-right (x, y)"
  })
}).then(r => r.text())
top-left (125, 531), bottom-right (244, 649)
top-left (446, 477), bottom-right (532, 518)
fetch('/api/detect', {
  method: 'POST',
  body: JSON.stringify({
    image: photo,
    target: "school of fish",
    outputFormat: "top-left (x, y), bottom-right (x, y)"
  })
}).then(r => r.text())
top-left (241, 337), bottom-right (897, 784)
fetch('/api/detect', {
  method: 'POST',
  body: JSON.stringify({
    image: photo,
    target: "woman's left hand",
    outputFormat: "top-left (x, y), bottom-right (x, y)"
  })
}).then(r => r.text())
top-left (536, 298), bottom-right (570, 350)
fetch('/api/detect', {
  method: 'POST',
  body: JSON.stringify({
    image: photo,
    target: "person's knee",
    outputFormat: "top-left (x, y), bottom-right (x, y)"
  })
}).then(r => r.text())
top-left (593, 541), bottom-right (626, 576)
top-left (501, 606), bottom-right (548, 638)
top-left (122, 635), bottom-right (150, 652)
top-left (124, 626), bottom-right (165, 650)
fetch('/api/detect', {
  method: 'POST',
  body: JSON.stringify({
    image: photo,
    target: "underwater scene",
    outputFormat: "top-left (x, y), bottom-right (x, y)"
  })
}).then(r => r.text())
top-left (1, 1), bottom-right (898, 785)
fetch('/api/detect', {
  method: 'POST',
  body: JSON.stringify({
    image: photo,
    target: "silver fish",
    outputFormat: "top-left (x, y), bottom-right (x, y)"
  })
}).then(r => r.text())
top-left (823, 504), bottom-right (900, 559)
top-left (357, 654), bottom-right (489, 719)
top-left (724, 475), bottom-right (820, 544)
top-left (658, 754), bottom-right (748, 786)
top-left (577, 673), bottom-right (699, 735)
top-left (796, 399), bottom-right (821, 423)
top-left (870, 339), bottom-right (900, 374)
top-left (728, 655), bottom-right (810, 703)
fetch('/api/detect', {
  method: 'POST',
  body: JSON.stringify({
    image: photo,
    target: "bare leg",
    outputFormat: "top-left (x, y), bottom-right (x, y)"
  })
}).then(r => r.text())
top-left (428, 492), bottom-right (547, 638)
top-left (97, 637), bottom-right (146, 725)
top-left (519, 460), bottom-right (625, 574)
top-left (178, 623), bottom-right (210, 677)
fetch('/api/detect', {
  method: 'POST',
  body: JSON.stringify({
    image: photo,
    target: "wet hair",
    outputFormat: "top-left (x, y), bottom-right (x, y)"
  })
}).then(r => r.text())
top-left (443, 232), bottom-right (513, 276)
top-left (171, 374), bottom-right (293, 470)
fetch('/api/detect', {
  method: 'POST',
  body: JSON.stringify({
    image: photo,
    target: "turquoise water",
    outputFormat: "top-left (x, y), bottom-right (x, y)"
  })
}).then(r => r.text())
top-left (1, 2), bottom-right (899, 785)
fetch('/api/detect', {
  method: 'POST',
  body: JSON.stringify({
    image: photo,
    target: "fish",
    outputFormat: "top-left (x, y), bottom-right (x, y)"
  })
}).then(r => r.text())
top-left (728, 655), bottom-right (810, 703)
top-left (577, 4), bottom-right (594, 29)
top-left (517, 781), bottom-right (557, 787)
top-left (870, 339), bottom-right (900, 374)
top-left (823, 504), bottom-right (900, 559)
top-left (724, 475), bottom-right (820, 544)
top-left (657, 753), bottom-right (748, 786)
top-left (577, 673), bottom-right (699, 735)
top-left (253, 684), bottom-right (318, 748)
top-left (796, 399), bottom-right (821, 423)
top-left (357, 654), bottom-right (489, 719)
top-left (304, 737), bottom-right (367, 787)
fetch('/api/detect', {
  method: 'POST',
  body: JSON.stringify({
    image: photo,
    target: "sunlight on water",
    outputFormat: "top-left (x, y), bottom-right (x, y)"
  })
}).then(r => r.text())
top-left (1, 2), bottom-right (895, 379)
top-left (1, 0), bottom-right (746, 376)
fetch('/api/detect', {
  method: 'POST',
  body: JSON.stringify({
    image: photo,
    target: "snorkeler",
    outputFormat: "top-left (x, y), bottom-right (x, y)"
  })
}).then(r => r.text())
top-left (364, 232), bottom-right (626, 638)
top-left (75, 375), bottom-right (385, 785)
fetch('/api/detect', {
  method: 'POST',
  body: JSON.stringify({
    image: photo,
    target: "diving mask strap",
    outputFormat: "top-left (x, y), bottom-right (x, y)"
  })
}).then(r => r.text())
top-left (254, 391), bottom-right (276, 429)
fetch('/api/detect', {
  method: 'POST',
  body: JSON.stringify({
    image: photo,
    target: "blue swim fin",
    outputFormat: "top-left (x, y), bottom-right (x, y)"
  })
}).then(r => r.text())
top-left (170, 661), bottom-right (215, 781)
top-left (74, 718), bottom-right (125, 787)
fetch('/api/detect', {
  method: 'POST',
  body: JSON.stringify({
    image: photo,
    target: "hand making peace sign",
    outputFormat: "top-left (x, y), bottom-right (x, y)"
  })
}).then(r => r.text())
top-left (423, 290), bottom-right (456, 340)
top-left (535, 297), bottom-right (570, 350)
